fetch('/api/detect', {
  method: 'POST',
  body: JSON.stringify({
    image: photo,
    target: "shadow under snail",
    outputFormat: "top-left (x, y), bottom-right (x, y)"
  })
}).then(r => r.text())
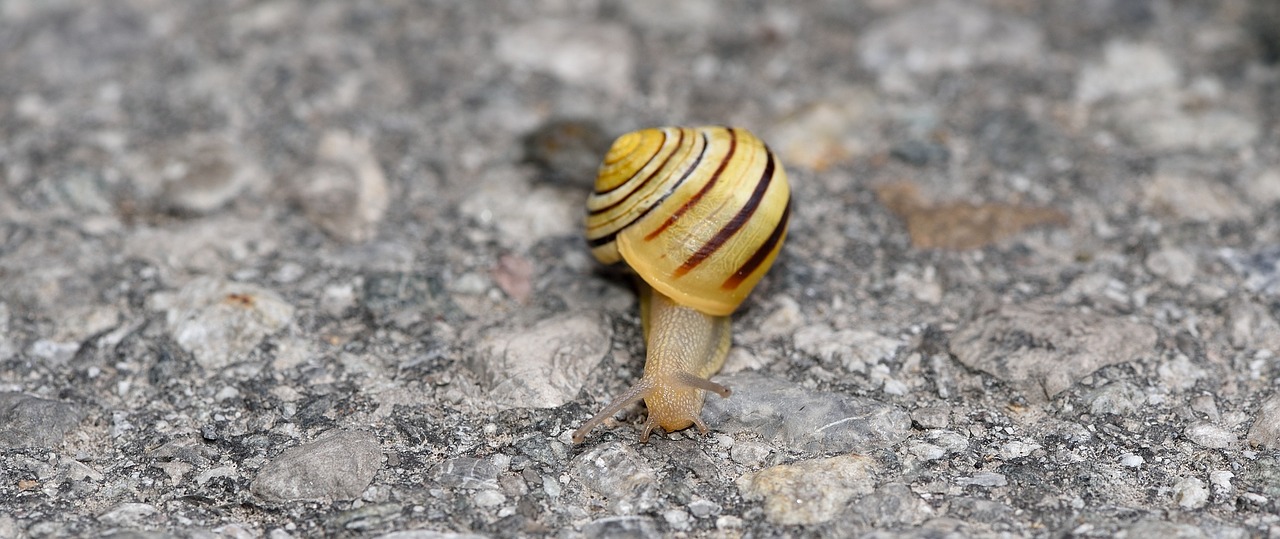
top-left (572, 125), bottom-right (791, 444)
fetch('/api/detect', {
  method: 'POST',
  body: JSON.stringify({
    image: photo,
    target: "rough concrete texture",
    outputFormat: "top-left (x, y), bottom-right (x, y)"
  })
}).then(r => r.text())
top-left (1, 0), bottom-right (1278, 537)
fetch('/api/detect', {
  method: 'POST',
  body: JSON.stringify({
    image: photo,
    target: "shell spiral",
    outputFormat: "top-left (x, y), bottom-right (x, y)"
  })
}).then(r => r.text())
top-left (585, 126), bottom-right (791, 316)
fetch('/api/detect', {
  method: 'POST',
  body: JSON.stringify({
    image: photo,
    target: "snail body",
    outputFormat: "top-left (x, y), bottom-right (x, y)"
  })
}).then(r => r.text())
top-left (573, 126), bottom-right (790, 443)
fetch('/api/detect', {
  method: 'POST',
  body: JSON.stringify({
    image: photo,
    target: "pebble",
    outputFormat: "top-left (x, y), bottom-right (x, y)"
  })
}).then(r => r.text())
top-left (1243, 168), bottom-right (1280, 207)
top-left (1076, 41), bottom-right (1179, 103)
top-left (859, 1), bottom-right (1044, 79)
top-left (1182, 422), bottom-right (1233, 448)
top-left (1145, 248), bottom-right (1196, 287)
top-left (662, 509), bottom-right (690, 530)
top-left (1247, 395), bottom-right (1280, 449)
top-left (792, 325), bottom-right (905, 373)
top-left (0, 392), bottom-right (82, 449)
top-left (495, 19), bottom-right (634, 95)
top-left (1144, 172), bottom-right (1248, 222)
top-left (958, 472), bottom-right (1007, 487)
top-left (251, 430), bottom-right (383, 503)
top-left (472, 490), bottom-right (505, 508)
top-left (736, 454), bottom-right (877, 525)
top-left (581, 516), bottom-right (659, 539)
top-left (1209, 471), bottom-right (1234, 496)
top-left (702, 373), bottom-right (912, 455)
top-left (153, 277), bottom-right (295, 370)
top-left (468, 313), bottom-right (610, 409)
top-left (1157, 354), bottom-right (1205, 392)
top-left (295, 131), bottom-right (390, 243)
top-left (155, 133), bottom-right (262, 215)
top-left (571, 442), bottom-right (658, 515)
top-left (1226, 300), bottom-right (1280, 351)
top-left (768, 87), bottom-right (883, 170)
top-left (729, 441), bottom-right (773, 466)
top-left (949, 302), bottom-right (1157, 402)
top-left (459, 166), bottom-right (579, 249)
top-left (1088, 381), bottom-right (1145, 416)
top-left (96, 502), bottom-right (159, 527)
top-left (1118, 519), bottom-right (1209, 539)
top-left (911, 405), bottom-right (951, 429)
top-left (1221, 246), bottom-right (1280, 296)
top-left (430, 456), bottom-right (507, 490)
top-left (686, 499), bottom-right (721, 518)
top-left (845, 483), bottom-right (934, 527)
top-left (374, 531), bottom-right (487, 539)
top-left (1120, 453), bottom-right (1145, 468)
top-left (1173, 477), bottom-right (1209, 509)
top-left (1000, 440), bottom-right (1042, 459)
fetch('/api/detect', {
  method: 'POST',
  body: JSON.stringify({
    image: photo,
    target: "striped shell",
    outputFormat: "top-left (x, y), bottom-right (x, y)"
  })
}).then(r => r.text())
top-left (585, 126), bottom-right (791, 316)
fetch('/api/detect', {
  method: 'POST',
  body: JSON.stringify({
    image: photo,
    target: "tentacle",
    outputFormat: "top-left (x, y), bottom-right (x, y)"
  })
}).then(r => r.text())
top-left (572, 377), bottom-right (658, 444)
top-left (673, 371), bottom-right (731, 398)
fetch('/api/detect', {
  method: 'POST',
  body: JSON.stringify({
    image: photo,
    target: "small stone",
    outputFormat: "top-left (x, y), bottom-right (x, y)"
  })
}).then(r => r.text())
top-left (662, 509), bottom-right (690, 530)
top-left (252, 430), bottom-right (383, 503)
top-left (459, 166), bottom-right (579, 249)
top-left (792, 325), bottom-right (904, 373)
top-left (374, 531), bottom-right (488, 539)
top-left (495, 19), bottom-right (634, 95)
top-left (860, 1), bottom-right (1044, 77)
top-left (572, 442), bottom-right (658, 515)
top-left (154, 133), bottom-right (263, 215)
top-left (1158, 355), bottom-right (1205, 392)
top-left (1173, 477), bottom-right (1209, 509)
top-left (911, 405), bottom-right (951, 429)
top-left (1144, 172), bottom-right (1248, 222)
top-left (1243, 168), bottom-right (1280, 207)
top-left (730, 441), bottom-right (773, 466)
top-left (769, 87), bottom-right (883, 170)
top-left (469, 313), bottom-right (610, 409)
top-left (473, 490), bottom-right (505, 508)
top-left (581, 516), bottom-right (659, 539)
top-left (703, 373), bottom-right (912, 455)
top-left (153, 277), bottom-right (295, 370)
top-left (1227, 300), bottom-right (1280, 351)
top-left (1210, 471), bottom-right (1234, 496)
top-left (1145, 248), bottom-right (1196, 286)
top-left (949, 302), bottom-right (1157, 402)
top-left (97, 502), bottom-right (159, 527)
top-left (1120, 453), bottom-right (1145, 468)
top-left (907, 441), bottom-right (946, 461)
top-left (1118, 519), bottom-right (1209, 539)
top-left (736, 454), bottom-right (877, 525)
top-left (1088, 381), bottom-right (1145, 416)
top-left (958, 472), bottom-right (1007, 487)
top-left (846, 483), bottom-right (934, 527)
top-left (1000, 440), bottom-right (1042, 459)
top-left (431, 456), bottom-right (506, 490)
top-left (0, 393), bottom-right (81, 449)
top-left (1247, 395), bottom-right (1280, 448)
top-left (1076, 41), bottom-right (1180, 103)
top-left (295, 131), bottom-right (390, 243)
top-left (687, 499), bottom-right (721, 518)
top-left (1221, 246), bottom-right (1280, 296)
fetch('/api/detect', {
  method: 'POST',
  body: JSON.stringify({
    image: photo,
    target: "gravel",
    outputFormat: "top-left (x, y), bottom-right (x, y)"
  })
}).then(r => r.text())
top-left (1, 0), bottom-right (1278, 537)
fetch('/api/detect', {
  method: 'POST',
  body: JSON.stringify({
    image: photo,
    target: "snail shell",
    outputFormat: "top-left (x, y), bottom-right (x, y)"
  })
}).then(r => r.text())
top-left (574, 126), bottom-right (790, 443)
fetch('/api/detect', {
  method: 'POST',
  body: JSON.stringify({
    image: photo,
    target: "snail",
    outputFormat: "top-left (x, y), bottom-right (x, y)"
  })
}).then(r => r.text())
top-left (572, 126), bottom-right (791, 443)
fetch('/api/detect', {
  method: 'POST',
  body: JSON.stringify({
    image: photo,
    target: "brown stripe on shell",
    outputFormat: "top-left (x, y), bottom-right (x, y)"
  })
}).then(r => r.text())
top-left (722, 194), bottom-right (790, 290)
top-left (644, 127), bottom-right (737, 242)
top-left (673, 146), bottom-right (776, 277)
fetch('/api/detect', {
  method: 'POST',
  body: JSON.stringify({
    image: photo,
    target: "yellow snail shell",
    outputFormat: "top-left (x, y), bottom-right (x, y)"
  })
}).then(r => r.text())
top-left (573, 126), bottom-right (791, 443)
